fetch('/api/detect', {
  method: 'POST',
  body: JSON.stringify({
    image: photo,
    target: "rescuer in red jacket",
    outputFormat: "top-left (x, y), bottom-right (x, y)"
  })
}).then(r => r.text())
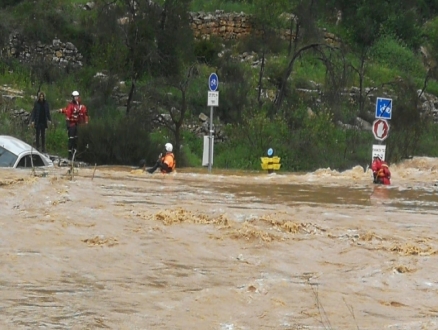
top-left (371, 156), bottom-right (391, 185)
top-left (371, 156), bottom-right (382, 183)
top-left (58, 91), bottom-right (89, 160)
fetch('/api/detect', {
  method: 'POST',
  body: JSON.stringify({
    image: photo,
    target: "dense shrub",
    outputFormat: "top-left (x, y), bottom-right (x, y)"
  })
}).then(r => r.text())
top-left (77, 112), bottom-right (156, 166)
top-left (369, 35), bottom-right (424, 75)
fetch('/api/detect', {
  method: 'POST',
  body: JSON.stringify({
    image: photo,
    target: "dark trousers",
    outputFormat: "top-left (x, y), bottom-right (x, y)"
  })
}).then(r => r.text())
top-left (147, 161), bottom-right (171, 174)
top-left (147, 161), bottom-right (161, 173)
top-left (35, 125), bottom-right (46, 152)
top-left (67, 125), bottom-right (78, 160)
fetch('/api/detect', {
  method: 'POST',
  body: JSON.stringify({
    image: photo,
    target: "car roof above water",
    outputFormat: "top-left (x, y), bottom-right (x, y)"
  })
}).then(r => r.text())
top-left (0, 135), bottom-right (33, 156)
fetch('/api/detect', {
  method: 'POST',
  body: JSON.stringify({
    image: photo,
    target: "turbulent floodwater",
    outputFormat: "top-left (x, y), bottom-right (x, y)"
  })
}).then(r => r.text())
top-left (1, 157), bottom-right (438, 329)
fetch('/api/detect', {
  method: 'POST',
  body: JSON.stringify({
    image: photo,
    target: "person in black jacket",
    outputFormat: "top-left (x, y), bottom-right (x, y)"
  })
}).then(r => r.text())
top-left (30, 92), bottom-right (51, 153)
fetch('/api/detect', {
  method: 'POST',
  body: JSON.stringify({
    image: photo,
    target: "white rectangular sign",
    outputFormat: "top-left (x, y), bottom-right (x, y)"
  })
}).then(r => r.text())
top-left (207, 91), bottom-right (219, 107)
top-left (202, 135), bottom-right (214, 166)
top-left (372, 144), bottom-right (386, 161)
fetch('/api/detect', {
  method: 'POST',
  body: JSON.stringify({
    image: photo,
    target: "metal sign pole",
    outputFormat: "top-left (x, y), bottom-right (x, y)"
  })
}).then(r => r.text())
top-left (208, 106), bottom-right (213, 173)
top-left (207, 72), bottom-right (219, 173)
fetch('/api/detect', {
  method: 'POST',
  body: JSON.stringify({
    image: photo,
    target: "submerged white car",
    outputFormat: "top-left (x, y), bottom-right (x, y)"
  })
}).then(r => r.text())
top-left (0, 135), bottom-right (54, 168)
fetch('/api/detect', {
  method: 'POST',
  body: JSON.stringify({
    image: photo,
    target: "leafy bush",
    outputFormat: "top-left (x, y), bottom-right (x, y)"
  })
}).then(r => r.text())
top-left (194, 36), bottom-right (222, 65)
top-left (215, 111), bottom-right (290, 170)
top-left (293, 55), bottom-right (327, 86)
top-left (45, 126), bottom-right (68, 157)
top-left (0, 112), bottom-right (34, 146)
top-left (369, 35), bottom-right (424, 75)
top-left (178, 130), bottom-right (204, 167)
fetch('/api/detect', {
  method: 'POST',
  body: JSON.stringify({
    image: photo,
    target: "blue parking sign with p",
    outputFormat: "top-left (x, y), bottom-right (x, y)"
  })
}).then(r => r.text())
top-left (375, 97), bottom-right (392, 119)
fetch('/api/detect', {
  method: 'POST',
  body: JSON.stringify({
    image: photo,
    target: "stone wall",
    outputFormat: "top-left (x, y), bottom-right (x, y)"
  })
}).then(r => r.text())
top-left (189, 11), bottom-right (340, 46)
top-left (190, 11), bottom-right (252, 40)
top-left (3, 33), bottom-right (83, 67)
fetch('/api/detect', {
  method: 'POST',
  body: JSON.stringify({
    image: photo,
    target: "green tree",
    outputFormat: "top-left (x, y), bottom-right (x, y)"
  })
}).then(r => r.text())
top-left (386, 78), bottom-right (428, 161)
top-left (88, 1), bottom-right (129, 74)
top-left (92, 0), bottom-right (162, 114)
top-left (273, 0), bottom-right (326, 110)
top-left (422, 17), bottom-right (438, 87)
top-left (250, 0), bottom-right (287, 107)
top-left (157, 0), bottom-right (195, 77)
top-left (216, 55), bottom-right (252, 124)
top-left (143, 65), bottom-right (198, 163)
top-left (331, 0), bottom-right (425, 115)
top-left (334, 0), bottom-right (384, 117)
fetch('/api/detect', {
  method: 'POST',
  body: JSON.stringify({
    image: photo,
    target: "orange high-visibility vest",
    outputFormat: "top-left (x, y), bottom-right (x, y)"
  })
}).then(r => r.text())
top-left (161, 152), bottom-right (175, 173)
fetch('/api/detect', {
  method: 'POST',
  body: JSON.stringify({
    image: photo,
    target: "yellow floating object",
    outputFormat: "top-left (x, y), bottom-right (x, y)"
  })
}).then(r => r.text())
top-left (260, 156), bottom-right (281, 171)
top-left (261, 163), bottom-right (281, 170)
top-left (260, 156), bottom-right (281, 164)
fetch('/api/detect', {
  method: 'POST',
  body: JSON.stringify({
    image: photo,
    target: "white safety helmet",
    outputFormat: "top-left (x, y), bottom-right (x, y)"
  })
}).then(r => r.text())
top-left (72, 91), bottom-right (80, 97)
top-left (165, 143), bottom-right (173, 152)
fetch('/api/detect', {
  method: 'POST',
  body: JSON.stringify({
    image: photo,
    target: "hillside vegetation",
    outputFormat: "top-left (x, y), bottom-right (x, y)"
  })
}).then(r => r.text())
top-left (2, 0), bottom-right (438, 171)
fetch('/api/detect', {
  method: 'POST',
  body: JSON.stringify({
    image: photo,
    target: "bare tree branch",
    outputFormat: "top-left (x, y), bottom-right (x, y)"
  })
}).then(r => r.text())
top-left (275, 43), bottom-right (323, 109)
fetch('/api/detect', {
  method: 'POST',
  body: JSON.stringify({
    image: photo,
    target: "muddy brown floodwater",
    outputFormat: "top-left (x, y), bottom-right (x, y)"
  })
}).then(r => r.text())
top-left (1, 157), bottom-right (438, 330)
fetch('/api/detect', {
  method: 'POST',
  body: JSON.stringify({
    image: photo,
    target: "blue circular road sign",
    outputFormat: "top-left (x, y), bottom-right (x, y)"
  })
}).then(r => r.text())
top-left (267, 148), bottom-right (274, 157)
top-left (209, 73), bottom-right (219, 92)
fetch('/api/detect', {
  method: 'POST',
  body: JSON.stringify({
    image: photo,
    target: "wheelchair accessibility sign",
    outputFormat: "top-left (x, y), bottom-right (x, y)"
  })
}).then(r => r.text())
top-left (375, 97), bottom-right (392, 119)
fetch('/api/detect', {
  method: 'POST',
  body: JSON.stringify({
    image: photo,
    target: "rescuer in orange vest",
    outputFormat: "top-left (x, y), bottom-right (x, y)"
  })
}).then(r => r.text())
top-left (146, 143), bottom-right (176, 174)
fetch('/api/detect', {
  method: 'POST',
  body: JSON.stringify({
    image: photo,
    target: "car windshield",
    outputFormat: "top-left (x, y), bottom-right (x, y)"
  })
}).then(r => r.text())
top-left (0, 146), bottom-right (18, 167)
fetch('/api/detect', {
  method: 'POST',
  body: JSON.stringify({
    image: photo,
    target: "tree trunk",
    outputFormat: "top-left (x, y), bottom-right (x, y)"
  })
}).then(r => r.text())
top-left (358, 55), bottom-right (365, 115)
top-left (173, 80), bottom-right (187, 164)
top-left (257, 48), bottom-right (265, 107)
top-left (288, 16), bottom-right (295, 56)
top-left (126, 78), bottom-right (136, 116)
top-left (174, 124), bottom-right (181, 164)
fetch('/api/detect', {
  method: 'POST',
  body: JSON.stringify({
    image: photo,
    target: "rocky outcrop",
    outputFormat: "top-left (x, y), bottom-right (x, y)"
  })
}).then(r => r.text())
top-left (10, 108), bottom-right (31, 125)
top-left (3, 33), bottom-right (83, 67)
top-left (184, 113), bottom-right (228, 142)
top-left (146, 112), bottom-right (228, 143)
